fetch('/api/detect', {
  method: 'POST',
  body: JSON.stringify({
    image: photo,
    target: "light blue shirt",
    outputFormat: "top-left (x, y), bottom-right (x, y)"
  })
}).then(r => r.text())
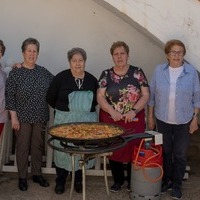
top-left (148, 62), bottom-right (200, 124)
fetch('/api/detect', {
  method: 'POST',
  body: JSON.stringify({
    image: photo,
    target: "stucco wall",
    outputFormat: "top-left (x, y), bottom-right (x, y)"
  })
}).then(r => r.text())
top-left (102, 0), bottom-right (200, 70)
top-left (0, 0), bottom-right (165, 80)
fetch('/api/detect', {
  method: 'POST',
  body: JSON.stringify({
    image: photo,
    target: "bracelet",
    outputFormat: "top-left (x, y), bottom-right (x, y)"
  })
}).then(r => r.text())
top-left (132, 108), bottom-right (139, 114)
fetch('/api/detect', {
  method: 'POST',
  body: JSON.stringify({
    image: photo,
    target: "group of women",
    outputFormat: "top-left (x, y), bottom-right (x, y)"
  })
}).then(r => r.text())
top-left (0, 38), bottom-right (200, 200)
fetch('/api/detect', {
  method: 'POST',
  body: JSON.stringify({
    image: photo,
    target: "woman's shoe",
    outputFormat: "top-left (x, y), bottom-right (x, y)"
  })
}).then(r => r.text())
top-left (18, 178), bottom-right (28, 191)
top-left (32, 175), bottom-right (49, 187)
top-left (127, 182), bottom-right (131, 192)
top-left (110, 182), bottom-right (124, 192)
top-left (74, 181), bottom-right (82, 193)
top-left (55, 183), bottom-right (65, 194)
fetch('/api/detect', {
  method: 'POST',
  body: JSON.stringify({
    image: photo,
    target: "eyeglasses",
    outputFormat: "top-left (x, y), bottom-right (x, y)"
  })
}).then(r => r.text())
top-left (168, 51), bottom-right (184, 56)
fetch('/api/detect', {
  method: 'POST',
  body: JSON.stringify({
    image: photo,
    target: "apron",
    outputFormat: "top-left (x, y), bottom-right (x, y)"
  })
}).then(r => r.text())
top-left (99, 109), bottom-right (145, 162)
top-left (53, 91), bottom-right (97, 171)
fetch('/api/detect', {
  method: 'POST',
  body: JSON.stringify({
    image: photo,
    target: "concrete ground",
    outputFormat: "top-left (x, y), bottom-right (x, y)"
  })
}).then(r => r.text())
top-left (1, 159), bottom-right (200, 200)
top-left (0, 133), bottom-right (200, 200)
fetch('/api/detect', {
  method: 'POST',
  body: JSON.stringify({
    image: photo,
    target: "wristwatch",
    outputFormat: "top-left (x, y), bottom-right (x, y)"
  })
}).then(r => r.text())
top-left (193, 113), bottom-right (200, 118)
top-left (132, 108), bottom-right (139, 114)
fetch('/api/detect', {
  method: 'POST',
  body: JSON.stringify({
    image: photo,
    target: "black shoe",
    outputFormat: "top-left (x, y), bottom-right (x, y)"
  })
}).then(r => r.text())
top-left (161, 180), bottom-right (172, 194)
top-left (74, 181), bottom-right (82, 193)
top-left (18, 178), bottom-right (28, 191)
top-left (110, 182), bottom-right (124, 193)
top-left (55, 183), bottom-right (65, 194)
top-left (170, 187), bottom-right (182, 199)
top-left (32, 175), bottom-right (49, 187)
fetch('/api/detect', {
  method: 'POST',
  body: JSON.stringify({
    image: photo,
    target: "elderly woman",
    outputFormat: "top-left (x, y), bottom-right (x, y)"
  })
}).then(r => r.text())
top-left (0, 40), bottom-right (7, 137)
top-left (148, 39), bottom-right (200, 199)
top-left (47, 47), bottom-right (98, 194)
top-left (5, 38), bottom-right (54, 191)
top-left (97, 41), bottom-right (149, 192)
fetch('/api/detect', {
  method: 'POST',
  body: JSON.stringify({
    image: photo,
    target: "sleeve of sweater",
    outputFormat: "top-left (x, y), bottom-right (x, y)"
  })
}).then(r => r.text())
top-left (5, 70), bottom-right (17, 111)
top-left (46, 75), bottom-right (60, 109)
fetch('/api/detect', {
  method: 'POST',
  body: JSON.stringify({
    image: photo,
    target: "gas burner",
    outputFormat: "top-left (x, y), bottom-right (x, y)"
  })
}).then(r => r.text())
top-left (60, 137), bottom-right (126, 154)
top-left (48, 132), bottom-right (154, 155)
top-left (48, 136), bottom-right (126, 154)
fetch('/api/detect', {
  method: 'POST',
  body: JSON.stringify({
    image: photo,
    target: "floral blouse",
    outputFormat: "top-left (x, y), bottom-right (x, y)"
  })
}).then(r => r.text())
top-left (98, 65), bottom-right (148, 114)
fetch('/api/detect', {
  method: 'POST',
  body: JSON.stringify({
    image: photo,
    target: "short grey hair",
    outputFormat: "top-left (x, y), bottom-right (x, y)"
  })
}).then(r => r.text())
top-left (21, 38), bottom-right (40, 53)
top-left (67, 47), bottom-right (87, 62)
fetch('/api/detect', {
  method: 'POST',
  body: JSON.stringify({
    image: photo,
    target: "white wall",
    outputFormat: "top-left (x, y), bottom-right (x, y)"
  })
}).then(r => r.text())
top-left (0, 0), bottom-right (165, 80)
top-left (102, 0), bottom-right (200, 70)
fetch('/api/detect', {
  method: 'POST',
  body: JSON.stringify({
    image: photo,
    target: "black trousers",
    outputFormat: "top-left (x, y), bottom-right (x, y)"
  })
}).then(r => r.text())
top-left (55, 166), bottom-right (82, 185)
top-left (109, 160), bottom-right (131, 185)
top-left (156, 119), bottom-right (191, 187)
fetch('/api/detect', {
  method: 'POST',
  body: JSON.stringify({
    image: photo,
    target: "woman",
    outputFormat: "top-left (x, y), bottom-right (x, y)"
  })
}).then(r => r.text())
top-left (0, 40), bottom-right (7, 137)
top-left (148, 39), bottom-right (200, 199)
top-left (5, 38), bottom-right (54, 191)
top-left (97, 41), bottom-right (149, 192)
top-left (47, 47), bottom-right (98, 194)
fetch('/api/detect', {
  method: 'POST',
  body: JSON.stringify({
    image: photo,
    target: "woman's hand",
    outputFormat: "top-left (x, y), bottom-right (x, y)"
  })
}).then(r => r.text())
top-left (13, 63), bottom-right (22, 68)
top-left (12, 118), bottom-right (20, 131)
top-left (148, 117), bottom-right (156, 130)
top-left (9, 111), bottom-right (20, 131)
top-left (110, 110), bottom-right (124, 121)
top-left (97, 87), bottom-right (124, 121)
top-left (147, 106), bottom-right (155, 130)
top-left (123, 110), bottom-right (137, 123)
top-left (189, 117), bottom-right (198, 134)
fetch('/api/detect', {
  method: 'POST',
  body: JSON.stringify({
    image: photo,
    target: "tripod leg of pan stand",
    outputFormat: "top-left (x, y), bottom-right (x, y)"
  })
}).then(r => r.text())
top-left (69, 154), bottom-right (75, 200)
top-left (81, 155), bottom-right (86, 200)
top-left (103, 155), bottom-right (109, 195)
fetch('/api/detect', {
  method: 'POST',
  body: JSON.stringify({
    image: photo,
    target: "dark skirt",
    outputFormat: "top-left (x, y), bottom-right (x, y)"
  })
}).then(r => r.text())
top-left (0, 123), bottom-right (4, 136)
top-left (99, 109), bottom-right (146, 162)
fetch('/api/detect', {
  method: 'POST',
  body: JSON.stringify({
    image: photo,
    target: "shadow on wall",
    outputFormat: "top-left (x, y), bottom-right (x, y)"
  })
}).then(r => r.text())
top-left (197, 70), bottom-right (200, 81)
top-left (187, 126), bottom-right (200, 163)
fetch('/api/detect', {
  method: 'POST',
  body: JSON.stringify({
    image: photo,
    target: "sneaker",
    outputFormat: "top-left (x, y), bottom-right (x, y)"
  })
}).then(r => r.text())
top-left (170, 187), bottom-right (182, 199)
top-left (127, 183), bottom-right (131, 192)
top-left (110, 183), bottom-right (124, 193)
top-left (161, 180), bottom-right (172, 193)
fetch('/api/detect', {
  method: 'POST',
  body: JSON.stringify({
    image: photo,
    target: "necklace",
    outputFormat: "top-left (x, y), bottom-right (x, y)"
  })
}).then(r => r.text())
top-left (75, 78), bottom-right (84, 89)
